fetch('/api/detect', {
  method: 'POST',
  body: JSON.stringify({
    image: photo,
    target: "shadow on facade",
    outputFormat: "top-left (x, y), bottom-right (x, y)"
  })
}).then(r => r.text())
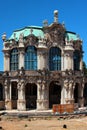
top-left (74, 83), bottom-right (79, 104)
top-left (84, 83), bottom-right (87, 106)
top-left (49, 81), bottom-right (61, 108)
top-left (25, 83), bottom-right (37, 110)
top-left (11, 81), bottom-right (18, 109)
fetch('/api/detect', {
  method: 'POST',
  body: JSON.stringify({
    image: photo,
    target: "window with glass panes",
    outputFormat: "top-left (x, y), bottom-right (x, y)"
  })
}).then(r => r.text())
top-left (10, 48), bottom-right (19, 71)
top-left (24, 46), bottom-right (37, 70)
top-left (49, 47), bottom-right (61, 70)
top-left (74, 50), bottom-right (80, 70)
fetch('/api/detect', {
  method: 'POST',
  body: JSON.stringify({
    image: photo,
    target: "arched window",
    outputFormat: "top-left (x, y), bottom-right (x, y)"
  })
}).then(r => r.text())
top-left (24, 46), bottom-right (37, 70)
top-left (74, 51), bottom-right (80, 70)
top-left (0, 84), bottom-right (3, 101)
top-left (49, 47), bottom-right (61, 71)
top-left (10, 48), bottom-right (19, 71)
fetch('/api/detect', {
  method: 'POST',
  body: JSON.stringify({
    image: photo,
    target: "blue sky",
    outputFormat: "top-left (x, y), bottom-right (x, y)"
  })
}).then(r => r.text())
top-left (0, 0), bottom-right (87, 70)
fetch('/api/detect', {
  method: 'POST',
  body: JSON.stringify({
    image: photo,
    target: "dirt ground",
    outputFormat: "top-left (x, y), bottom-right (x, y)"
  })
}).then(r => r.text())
top-left (0, 115), bottom-right (87, 130)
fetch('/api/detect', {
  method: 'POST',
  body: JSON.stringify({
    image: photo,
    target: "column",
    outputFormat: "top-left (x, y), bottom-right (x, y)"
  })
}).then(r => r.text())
top-left (4, 79), bottom-right (12, 110)
top-left (17, 80), bottom-right (26, 111)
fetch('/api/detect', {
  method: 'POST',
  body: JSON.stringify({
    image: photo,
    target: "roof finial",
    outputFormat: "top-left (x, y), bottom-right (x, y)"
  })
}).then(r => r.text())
top-left (2, 33), bottom-right (6, 41)
top-left (54, 10), bottom-right (58, 23)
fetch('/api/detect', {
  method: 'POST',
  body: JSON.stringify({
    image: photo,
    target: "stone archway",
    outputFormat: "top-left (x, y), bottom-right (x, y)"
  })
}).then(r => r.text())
top-left (74, 83), bottom-right (79, 103)
top-left (83, 83), bottom-right (87, 106)
top-left (25, 83), bottom-right (37, 109)
top-left (49, 81), bottom-right (61, 108)
top-left (11, 81), bottom-right (18, 109)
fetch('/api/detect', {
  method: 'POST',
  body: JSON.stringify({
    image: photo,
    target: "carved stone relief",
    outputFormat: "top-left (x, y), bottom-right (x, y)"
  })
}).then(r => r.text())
top-left (24, 35), bottom-right (38, 47)
top-left (44, 24), bottom-right (65, 48)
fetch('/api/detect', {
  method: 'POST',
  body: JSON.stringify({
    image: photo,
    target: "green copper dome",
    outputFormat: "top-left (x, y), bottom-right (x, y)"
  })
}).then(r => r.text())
top-left (65, 31), bottom-right (79, 41)
top-left (9, 26), bottom-right (44, 41)
top-left (9, 25), bottom-right (80, 42)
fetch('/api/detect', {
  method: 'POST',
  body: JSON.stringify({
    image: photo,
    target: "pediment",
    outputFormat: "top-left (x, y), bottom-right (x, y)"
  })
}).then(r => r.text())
top-left (24, 34), bottom-right (38, 46)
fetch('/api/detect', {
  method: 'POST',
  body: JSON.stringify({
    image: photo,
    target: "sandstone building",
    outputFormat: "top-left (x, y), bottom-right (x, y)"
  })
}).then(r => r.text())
top-left (0, 10), bottom-right (87, 111)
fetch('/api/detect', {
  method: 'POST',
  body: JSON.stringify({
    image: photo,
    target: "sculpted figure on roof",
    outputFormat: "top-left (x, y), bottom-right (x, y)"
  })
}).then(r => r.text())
top-left (19, 33), bottom-right (24, 43)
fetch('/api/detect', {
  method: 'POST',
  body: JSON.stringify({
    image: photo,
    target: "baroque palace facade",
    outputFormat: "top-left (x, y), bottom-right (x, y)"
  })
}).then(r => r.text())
top-left (0, 10), bottom-right (87, 111)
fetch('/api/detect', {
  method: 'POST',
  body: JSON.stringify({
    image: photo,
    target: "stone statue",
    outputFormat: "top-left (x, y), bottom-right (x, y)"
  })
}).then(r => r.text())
top-left (64, 79), bottom-right (69, 90)
top-left (17, 80), bottom-right (25, 91)
top-left (17, 81), bottom-right (21, 91)
top-left (4, 80), bottom-right (8, 91)
top-left (69, 80), bottom-right (73, 90)
top-left (21, 80), bottom-right (25, 91)
top-left (19, 33), bottom-right (24, 43)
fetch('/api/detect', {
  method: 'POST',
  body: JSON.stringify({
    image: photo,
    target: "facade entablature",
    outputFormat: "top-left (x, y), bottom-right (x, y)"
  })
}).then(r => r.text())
top-left (23, 34), bottom-right (38, 48)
